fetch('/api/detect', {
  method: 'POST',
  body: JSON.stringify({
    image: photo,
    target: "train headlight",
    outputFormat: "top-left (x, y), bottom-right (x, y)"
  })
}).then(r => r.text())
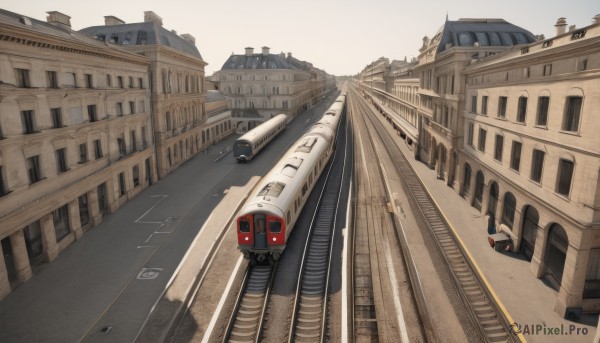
top-left (245, 237), bottom-right (249, 241)
top-left (272, 237), bottom-right (276, 241)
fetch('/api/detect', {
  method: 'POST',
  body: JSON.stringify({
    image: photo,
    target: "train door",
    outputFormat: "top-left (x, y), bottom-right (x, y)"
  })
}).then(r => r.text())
top-left (254, 213), bottom-right (268, 249)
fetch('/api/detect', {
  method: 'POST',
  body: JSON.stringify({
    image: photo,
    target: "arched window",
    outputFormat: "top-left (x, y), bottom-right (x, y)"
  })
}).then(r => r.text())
top-left (521, 206), bottom-right (539, 260)
top-left (473, 171), bottom-right (484, 210)
top-left (462, 163), bottom-right (472, 195)
top-left (545, 223), bottom-right (568, 290)
top-left (488, 182), bottom-right (499, 216)
top-left (501, 192), bottom-right (517, 228)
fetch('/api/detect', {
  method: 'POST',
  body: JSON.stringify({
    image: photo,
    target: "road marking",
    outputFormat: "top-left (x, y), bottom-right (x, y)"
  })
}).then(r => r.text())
top-left (135, 195), bottom-right (168, 223)
top-left (137, 268), bottom-right (163, 280)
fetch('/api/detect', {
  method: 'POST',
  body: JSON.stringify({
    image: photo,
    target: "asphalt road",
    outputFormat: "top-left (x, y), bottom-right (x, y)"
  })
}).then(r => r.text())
top-left (0, 93), bottom-right (340, 343)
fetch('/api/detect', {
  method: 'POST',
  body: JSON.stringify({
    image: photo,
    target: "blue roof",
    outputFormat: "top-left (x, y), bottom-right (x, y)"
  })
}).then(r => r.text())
top-left (79, 21), bottom-right (202, 59)
top-left (429, 19), bottom-right (536, 53)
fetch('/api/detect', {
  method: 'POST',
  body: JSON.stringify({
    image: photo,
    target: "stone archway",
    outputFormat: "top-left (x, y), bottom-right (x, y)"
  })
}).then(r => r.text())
top-left (501, 192), bottom-right (517, 229)
top-left (437, 143), bottom-right (447, 180)
top-left (488, 182), bottom-right (499, 216)
top-left (473, 171), bottom-right (484, 211)
top-left (461, 163), bottom-right (472, 196)
top-left (544, 223), bottom-right (568, 290)
top-left (521, 205), bottom-right (539, 261)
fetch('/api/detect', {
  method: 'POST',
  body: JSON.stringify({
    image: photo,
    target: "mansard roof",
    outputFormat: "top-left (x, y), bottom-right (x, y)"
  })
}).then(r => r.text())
top-left (427, 18), bottom-right (536, 54)
top-left (79, 21), bottom-right (202, 59)
top-left (221, 53), bottom-right (307, 70)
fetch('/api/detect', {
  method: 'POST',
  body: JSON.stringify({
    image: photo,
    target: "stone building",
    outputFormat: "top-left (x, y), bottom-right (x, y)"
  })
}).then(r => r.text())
top-left (413, 19), bottom-right (536, 187)
top-left (356, 15), bottom-right (600, 317)
top-left (217, 46), bottom-right (335, 133)
top-left (461, 16), bottom-right (600, 317)
top-left (0, 9), bottom-right (156, 298)
top-left (81, 12), bottom-right (209, 179)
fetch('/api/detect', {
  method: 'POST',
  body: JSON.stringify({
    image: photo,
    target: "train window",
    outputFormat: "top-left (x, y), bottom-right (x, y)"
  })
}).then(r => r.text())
top-left (258, 182), bottom-right (285, 197)
top-left (286, 211), bottom-right (291, 224)
top-left (269, 221), bottom-right (281, 233)
top-left (302, 183), bottom-right (308, 196)
top-left (255, 215), bottom-right (266, 233)
top-left (239, 219), bottom-right (250, 233)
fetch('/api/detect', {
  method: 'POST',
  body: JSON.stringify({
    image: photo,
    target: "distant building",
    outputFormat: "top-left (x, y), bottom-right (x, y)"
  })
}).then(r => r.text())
top-left (0, 9), bottom-right (155, 298)
top-left (81, 11), bottom-right (210, 179)
top-left (217, 47), bottom-right (335, 133)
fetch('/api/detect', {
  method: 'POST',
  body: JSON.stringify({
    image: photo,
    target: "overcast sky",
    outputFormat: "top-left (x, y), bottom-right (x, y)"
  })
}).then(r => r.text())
top-left (1, 0), bottom-right (598, 76)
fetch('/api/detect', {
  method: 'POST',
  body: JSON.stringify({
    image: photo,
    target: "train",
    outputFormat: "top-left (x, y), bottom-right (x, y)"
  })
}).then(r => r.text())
top-left (236, 90), bottom-right (346, 263)
top-left (233, 114), bottom-right (288, 162)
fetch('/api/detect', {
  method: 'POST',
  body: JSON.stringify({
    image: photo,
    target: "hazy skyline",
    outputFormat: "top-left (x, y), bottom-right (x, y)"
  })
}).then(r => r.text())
top-left (1, 0), bottom-right (598, 76)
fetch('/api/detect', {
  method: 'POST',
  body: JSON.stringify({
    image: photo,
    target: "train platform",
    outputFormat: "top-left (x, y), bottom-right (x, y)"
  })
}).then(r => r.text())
top-left (392, 138), bottom-right (598, 342)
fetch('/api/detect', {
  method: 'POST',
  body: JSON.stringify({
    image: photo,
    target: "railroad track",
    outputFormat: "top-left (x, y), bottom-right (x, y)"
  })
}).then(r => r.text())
top-left (288, 109), bottom-right (349, 343)
top-left (222, 264), bottom-right (276, 343)
top-left (350, 86), bottom-right (515, 342)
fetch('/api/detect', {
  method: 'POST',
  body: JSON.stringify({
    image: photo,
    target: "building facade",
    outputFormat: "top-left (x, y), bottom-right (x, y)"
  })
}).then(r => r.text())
top-left (81, 12), bottom-right (209, 179)
top-left (0, 10), bottom-right (156, 298)
top-left (462, 16), bottom-right (600, 316)
top-left (217, 47), bottom-right (335, 133)
top-left (356, 15), bottom-right (600, 317)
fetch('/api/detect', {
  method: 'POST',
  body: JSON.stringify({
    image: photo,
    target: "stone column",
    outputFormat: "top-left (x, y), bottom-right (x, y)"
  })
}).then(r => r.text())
top-left (88, 188), bottom-right (102, 226)
top-left (9, 230), bottom-right (32, 284)
top-left (40, 213), bottom-right (58, 262)
top-left (0, 244), bottom-right (11, 299)
top-left (68, 200), bottom-right (83, 240)
top-left (555, 246), bottom-right (589, 318)
top-left (530, 220), bottom-right (549, 278)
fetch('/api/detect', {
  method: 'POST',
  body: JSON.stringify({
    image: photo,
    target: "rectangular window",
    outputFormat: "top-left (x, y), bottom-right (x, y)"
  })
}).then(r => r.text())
top-left (106, 74), bottom-right (112, 87)
top-left (517, 96), bottom-right (527, 123)
top-left (471, 95), bottom-right (477, 113)
top-left (481, 96), bottom-right (488, 115)
top-left (51, 108), bottom-right (62, 128)
top-left (85, 74), bottom-right (93, 88)
top-left (94, 139), bottom-right (103, 159)
top-left (26, 155), bottom-right (42, 184)
top-left (131, 130), bottom-right (137, 152)
top-left (119, 172), bottom-right (126, 196)
top-left (142, 126), bottom-right (148, 148)
top-left (53, 204), bottom-right (70, 242)
top-left (494, 135), bottom-right (504, 161)
top-left (543, 64), bottom-right (552, 76)
top-left (97, 183), bottom-right (107, 214)
top-left (117, 136), bottom-right (126, 157)
top-left (88, 105), bottom-right (98, 122)
top-left (478, 128), bottom-right (486, 152)
top-left (15, 68), bottom-right (31, 88)
top-left (498, 96), bottom-right (507, 118)
top-left (56, 148), bottom-right (68, 173)
top-left (78, 194), bottom-right (90, 227)
top-left (133, 165), bottom-right (140, 187)
top-left (116, 102), bottom-right (123, 116)
top-left (138, 77), bottom-right (144, 89)
top-left (118, 76), bottom-right (124, 88)
top-left (21, 110), bottom-right (37, 134)
top-left (536, 96), bottom-right (549, 126)
top-left (530, 150), bottom-right (545, 183)
top-left (129, 101), bottom-right (135, 115)
top-left (578, 59), bottom-right (588, 71)
top-left (562, 96), bottom-right (582, 132)
top-left (46, 71), bottom-right (58, 88)
top-left (79, 143), bottom-right (88, 163)
top-left (0, 166), bottom-right (8, 196)
top-left (467, 123), bottom-right (474, 146)
top-left (510, 141), bottom-right (522, 171)
top-left (556, 159), bottom-right (574, 196)
top-left (128, 76), bottom-right (133, 88)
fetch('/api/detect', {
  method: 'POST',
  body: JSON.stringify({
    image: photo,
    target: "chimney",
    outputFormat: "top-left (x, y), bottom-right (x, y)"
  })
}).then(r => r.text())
top-left (287, 52), bottom-right (292, 59)
top-left (555, 17), bottom-right (567, 36)
top-left (181, 34), bottom-right (196, 44)
top-left (104, 16), bottom-right (125, 26)
top-left (280, 52), bottom-right (285, 58)
top-left (568, 25), bottom-right (576, 32)
top-left (245, 47), bottom-right (254, 56)
top-left (144, 11), bottom-right (163, 26)
top-left (46, 11), bottom-right (71, 29)
top-left (262, 46), bottom-right (270, 55)
top-left (593, 14), bottom-right (600, 25)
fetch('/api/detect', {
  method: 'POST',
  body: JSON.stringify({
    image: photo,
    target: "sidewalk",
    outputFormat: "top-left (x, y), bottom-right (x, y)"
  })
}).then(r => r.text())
top-left (393, 137), bottom-right (598, 342)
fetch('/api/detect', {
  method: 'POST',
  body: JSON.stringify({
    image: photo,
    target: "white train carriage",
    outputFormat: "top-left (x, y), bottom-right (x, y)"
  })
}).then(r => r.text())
top-left (236, 105), bottom-right (343, 262)
top-left (233, 114), bottom-right (287, 162)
